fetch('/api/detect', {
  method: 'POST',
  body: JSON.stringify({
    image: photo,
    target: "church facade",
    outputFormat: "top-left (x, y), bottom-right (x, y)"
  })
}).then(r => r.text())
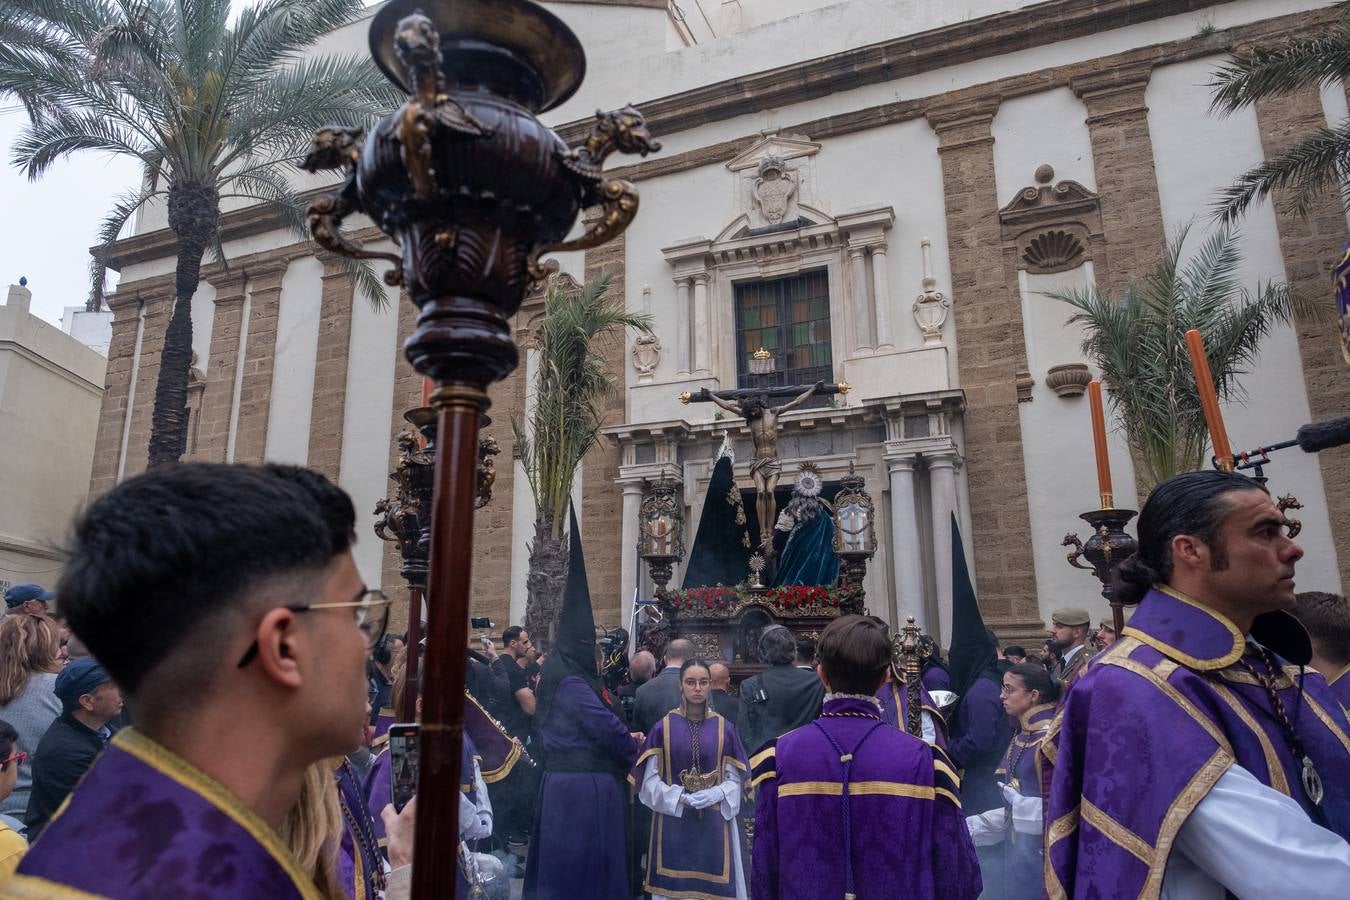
top-left (92, 0), bottom-right (1350, 644)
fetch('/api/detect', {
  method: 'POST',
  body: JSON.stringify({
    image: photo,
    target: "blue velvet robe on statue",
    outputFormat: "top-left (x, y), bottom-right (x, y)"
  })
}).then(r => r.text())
top-left (2, 729), bottom-right (321, 899)
top-left (751, 696), bottom-right (982, 899)
top-left (630, 709), bottom-right (749, 899)
top-left (523, 674), bottom-right (638, 900)
top-left (772, 512), bottom-right (839, 587)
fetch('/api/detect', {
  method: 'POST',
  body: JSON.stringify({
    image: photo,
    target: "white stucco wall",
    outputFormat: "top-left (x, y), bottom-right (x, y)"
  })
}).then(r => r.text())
top-left (338, 254), bottom-right (401, 589)
top-left (1148, 56), bottom-right (1342, 593)
top-left (263, 255), bottom-right (325, 465)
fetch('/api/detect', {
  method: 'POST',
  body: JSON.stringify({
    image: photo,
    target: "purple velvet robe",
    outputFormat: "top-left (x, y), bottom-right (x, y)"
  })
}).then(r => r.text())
top-left (1044, 586), bottom-right (1350, 899)
top-left (876, 678), bottom-right (950, 747)
top-left (751, 697), bottom-right (982, 899)
top-left (1328, 665), bottom-right (1350, 710)
top-left (523, 675), bottom-right (638, 900)
top-left (975, 703), bottom-right (1056, 900)
top-left (336, 758), bottom-right (386, 899)
top-left (5, 729), bottom-right (319, 898)
top-left (629, 709), bottom-right (748, 898)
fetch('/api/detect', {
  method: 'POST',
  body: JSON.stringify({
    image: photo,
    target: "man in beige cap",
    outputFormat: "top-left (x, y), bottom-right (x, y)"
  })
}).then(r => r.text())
top-left (1048, 606), bottom-right (1091, 685)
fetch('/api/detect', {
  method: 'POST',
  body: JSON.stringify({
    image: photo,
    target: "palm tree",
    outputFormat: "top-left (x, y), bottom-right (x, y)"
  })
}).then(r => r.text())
top-left (1045, 225), bottom-right (1321, 488)
top-left (1, 0), bottom-right (400, 464)
top-left (516, 273), bottom-right (652, 650)
top-left (1210, 10), bottom-right (1350, 222)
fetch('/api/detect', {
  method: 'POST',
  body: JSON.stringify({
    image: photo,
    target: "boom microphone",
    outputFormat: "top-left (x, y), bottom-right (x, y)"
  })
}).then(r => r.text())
top-left (1231, 415), bottom-right (1350, 471)
top-left (1296, 415), bottom-right (1350, 454)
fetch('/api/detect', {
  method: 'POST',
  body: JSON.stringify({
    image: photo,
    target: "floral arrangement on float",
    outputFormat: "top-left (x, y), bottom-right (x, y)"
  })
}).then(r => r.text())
top-left (665, 582), bottom-right (861, 612)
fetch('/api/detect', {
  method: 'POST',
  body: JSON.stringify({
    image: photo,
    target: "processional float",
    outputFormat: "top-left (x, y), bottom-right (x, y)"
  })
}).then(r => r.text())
top-left (303, 0), bottom-right (659, 893)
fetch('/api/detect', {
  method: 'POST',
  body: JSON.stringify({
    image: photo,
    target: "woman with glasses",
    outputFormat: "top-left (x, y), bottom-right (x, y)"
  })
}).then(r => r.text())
top-left (631, 658), bottom-right (749, 900)
top-left (964, 662), bottom-right (1060, 900)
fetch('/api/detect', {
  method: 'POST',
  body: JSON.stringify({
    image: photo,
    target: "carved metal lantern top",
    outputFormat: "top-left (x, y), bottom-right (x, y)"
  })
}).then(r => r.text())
top-left (832, 466), bottom-right (877, 559)
top-left (639, 480), bottom-right (685, 563)
top-left (303, 0), bottom-right (660, 391)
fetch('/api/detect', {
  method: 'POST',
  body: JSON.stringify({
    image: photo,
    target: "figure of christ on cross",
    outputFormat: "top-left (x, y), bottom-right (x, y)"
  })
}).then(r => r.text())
top-left (700, 381), bottom-right (825, 555)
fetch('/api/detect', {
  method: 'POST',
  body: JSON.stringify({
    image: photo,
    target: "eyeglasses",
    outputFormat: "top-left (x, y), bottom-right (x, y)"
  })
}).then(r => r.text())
top-left (0, 751), bottom-right (27, 768)
top-left (236, 588), bottom-right (392, 669)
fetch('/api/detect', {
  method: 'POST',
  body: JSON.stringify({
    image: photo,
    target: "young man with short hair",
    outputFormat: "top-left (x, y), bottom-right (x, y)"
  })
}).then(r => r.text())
top-left (24, 658), bottom-right (123, 838)
top-left (751, 615), bottom-right (981, 899)
top-left (3, 463), bottom-right (385, 899)
top-left (1289, 591), bottom-right (1350, 706)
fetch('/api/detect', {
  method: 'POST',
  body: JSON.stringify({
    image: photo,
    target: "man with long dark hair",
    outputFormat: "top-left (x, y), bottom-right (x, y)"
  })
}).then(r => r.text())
top-left (1044, 470), bottom-right (1350, 898)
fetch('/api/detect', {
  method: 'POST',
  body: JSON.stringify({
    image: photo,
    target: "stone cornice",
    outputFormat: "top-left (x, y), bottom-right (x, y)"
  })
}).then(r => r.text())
top-left (96, 2), bottom-right (1336, 269)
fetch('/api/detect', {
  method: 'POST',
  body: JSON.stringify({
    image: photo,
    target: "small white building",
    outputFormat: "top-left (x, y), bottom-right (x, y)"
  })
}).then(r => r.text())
top-left (0, 281), bottom-right (107, 594)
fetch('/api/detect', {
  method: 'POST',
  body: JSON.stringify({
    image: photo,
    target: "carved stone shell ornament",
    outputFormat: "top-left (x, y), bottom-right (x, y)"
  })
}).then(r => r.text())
top-left (1022, 229), bottom-right (1086, 273)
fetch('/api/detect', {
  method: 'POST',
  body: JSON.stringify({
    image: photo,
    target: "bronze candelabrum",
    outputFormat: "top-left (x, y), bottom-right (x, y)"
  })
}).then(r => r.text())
top-left (1063, 507), bottom-right (1138, 634)
top-left (305, 1), bottom-right (658, 894)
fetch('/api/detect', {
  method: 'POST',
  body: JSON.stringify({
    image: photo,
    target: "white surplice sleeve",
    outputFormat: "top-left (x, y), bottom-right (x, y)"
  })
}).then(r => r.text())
top-left (714, 763), bottom-right (743, 821)
top-left (964, 808), bottom-right (1009, 846)
top-left (1163, 762), bottom-right (1350, 900)
top-left (639, 755), bottom-right (687, 817)
top-left (458, 757), bottom-right (493, 840)
top-left (921, 710), bottom-right (937, 746)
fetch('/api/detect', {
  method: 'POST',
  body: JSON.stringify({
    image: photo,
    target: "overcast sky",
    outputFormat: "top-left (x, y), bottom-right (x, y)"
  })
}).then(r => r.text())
top-left (0, 1), bottom-right (380, 328)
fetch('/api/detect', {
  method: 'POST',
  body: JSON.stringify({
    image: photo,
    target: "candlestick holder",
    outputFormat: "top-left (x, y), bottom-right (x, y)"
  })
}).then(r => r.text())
top-left (304, 1), bottom-right (659, 894)
top-left (1063, 506), bottom-right (1138, 634)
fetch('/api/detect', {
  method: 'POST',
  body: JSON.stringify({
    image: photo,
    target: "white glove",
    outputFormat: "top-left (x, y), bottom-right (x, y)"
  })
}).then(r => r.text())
top-left (965, 809), bottom-right (1008, 846)
top-left (999, 782), bottom-right (1042, 835)
top-left (679, 792), bottom-right (698, 808)
top-left (690, 788), bottom-right (723, 809)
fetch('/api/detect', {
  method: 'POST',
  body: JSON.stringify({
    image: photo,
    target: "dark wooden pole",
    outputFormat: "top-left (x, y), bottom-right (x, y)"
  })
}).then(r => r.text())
top-left (413, 387), bottom-right (487, 898)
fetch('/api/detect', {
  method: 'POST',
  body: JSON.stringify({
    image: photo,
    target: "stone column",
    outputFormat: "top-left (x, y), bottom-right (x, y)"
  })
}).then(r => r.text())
top-left (192, 272), bottom-right (248, 462)
top-left (691, 273), bottom-right (711, 376)
top-left (1071, 65), bottom-right (1166, 300)
top-left (307, 255), bottom-right (356, 480)
top-left (887, 455), bottom-right (925, 626)
top-left (871, 242), bottom-right (894, 350)
top-left (848, 245), bottom-right (871, 353)
top-left (120, 287), bottom-right (175, 479)
top-left (231, 261), bottom-right (289, 465)
top-left (89, 283), bottom-right (165, 496)
top-left (927, 99), bottom-right (1038, 628)
top-left (1252, 84), bottom-right (1350, 590)
top-left (620, 479), bottom-right (644, 622)
top-left (927, 451), bottom-right (960, 645)
top-left (675, 277), bottom-right (691, 375)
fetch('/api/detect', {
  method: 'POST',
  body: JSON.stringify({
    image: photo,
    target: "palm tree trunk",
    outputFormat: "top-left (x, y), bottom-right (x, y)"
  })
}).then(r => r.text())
top-left (148, 184), bottom-right (219, 466)
top-left (524, 514), bottom-right (569, 652)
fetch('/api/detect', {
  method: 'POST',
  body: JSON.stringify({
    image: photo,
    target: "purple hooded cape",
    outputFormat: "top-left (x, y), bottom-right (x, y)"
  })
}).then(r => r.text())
top-left (4, 729), bottom-right (320, 899)
top-left (876, 677), bottom-right (949, 747)
top-left (751, 696), bottom-right (981, 899)
top-left (629, 708), bottom-right (748, 898)
top-left (1043, 586), bottom-right (1350, 899)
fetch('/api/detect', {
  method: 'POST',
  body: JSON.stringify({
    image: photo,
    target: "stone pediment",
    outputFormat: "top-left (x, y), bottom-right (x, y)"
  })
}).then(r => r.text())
top-left (998, 165), bottom-right (1104, 275)
top-left (998, 164), bottom-right (1100, 230)
top-left (726, 133), bottom-right (821, 171)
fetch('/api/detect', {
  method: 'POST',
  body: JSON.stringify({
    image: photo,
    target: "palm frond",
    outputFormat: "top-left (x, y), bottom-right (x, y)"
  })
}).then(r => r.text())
top-left (88, 183), bottom-right (167, 307)
top-left (1212, 122), bottom-right (1350, 224)
top-left (1210, 22), bottom-right (1350, 112)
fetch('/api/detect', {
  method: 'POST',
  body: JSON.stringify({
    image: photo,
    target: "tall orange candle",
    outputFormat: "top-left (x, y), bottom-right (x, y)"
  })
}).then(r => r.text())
top-left (1184, 329), bottom-right (1234, 471)
top-left (1087, 379), bottom-right (1113, 508)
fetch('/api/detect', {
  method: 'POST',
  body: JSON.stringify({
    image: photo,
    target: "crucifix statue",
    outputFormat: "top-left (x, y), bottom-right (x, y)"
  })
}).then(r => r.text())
top-left (682, 379), bottom-right (848, 555)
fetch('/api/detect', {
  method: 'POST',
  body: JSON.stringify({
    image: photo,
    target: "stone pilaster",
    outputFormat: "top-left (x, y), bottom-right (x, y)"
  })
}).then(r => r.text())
top-left (307, 257), bottom-right (356, 480)
top-left (192, 272), bottom-right (248, 462)
top-left (87, 282), bottom-right (162, 496)
top-left (927, 100), bottom-right (1040, 627)
top-left (1071, 65), bottom-right (1166, 300)
top-left (1253, 85), bottom-right (1350, 589)
top-left (119, 287), bottom-right (175, 479)
top-left (231, 263), bottom-right (288, 465)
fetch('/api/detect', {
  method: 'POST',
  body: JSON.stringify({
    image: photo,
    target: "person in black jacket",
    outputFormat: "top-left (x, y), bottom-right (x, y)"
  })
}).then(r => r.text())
top-left (633, 639), bottom-right (691, 735)
top-left (25, 658), bottom-right (122, 839)
top-left (737, 625), bottom-right (825, 755)
top-left (707, 661), bottom-right (740, 723)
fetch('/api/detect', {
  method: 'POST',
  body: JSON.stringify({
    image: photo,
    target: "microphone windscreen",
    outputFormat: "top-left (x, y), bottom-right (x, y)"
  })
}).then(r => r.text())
top-left (1296, 415), bottom-right (1350, 453)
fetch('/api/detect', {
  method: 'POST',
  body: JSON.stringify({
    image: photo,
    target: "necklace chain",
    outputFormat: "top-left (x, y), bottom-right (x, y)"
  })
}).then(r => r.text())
top-left (1233, 646), bottom-right (1323, 807)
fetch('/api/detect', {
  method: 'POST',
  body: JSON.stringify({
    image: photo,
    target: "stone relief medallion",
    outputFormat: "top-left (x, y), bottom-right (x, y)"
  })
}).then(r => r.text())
top-left (632, 332), bottom-right (661, 378)
top-left (753, 155), bottom-right (797, 225)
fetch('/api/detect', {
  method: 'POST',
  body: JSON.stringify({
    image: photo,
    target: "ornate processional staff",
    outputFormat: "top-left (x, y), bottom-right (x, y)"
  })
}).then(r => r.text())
top-left (303, 1), bottom-right (659, 894)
